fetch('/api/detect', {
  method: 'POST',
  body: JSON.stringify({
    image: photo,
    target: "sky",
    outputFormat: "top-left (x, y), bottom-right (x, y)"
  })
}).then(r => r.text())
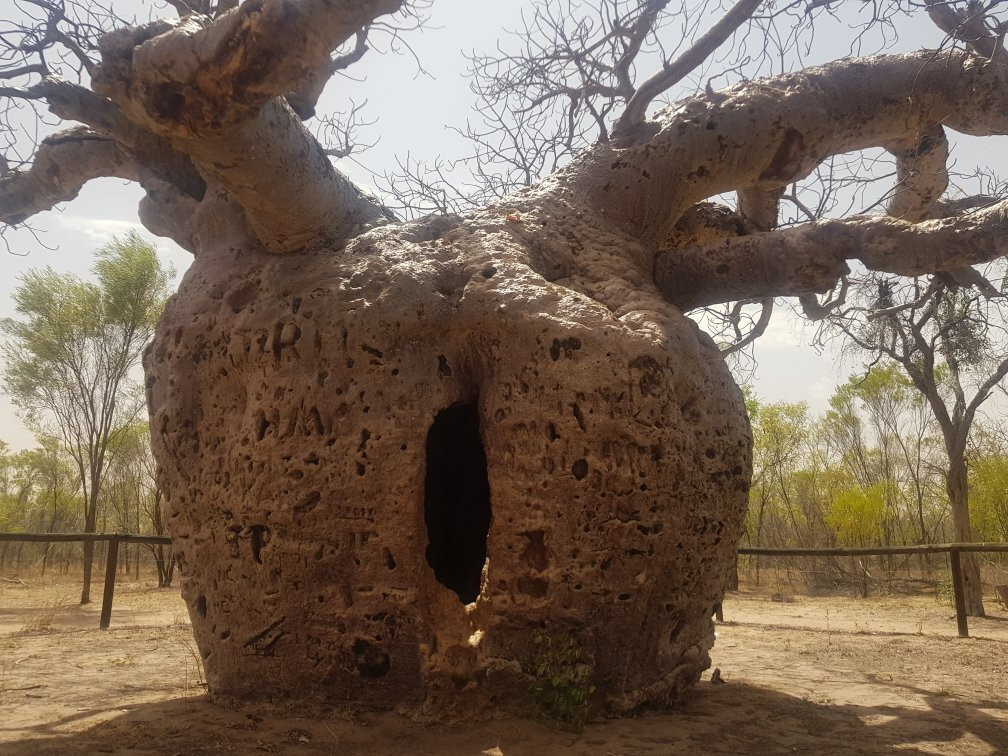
top-left (1, 0), bottom-right (1006, 450)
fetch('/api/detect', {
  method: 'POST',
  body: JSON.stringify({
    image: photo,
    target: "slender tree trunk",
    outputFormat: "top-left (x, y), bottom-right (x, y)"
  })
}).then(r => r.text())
top-left (41, 491), bottom-right (59, 578)
top-left (80, 501), bottom-right (98, 604)
top-left (947, 455), bottom-right (985, 616)
top-left (165, 552), bottom-right (176, 587)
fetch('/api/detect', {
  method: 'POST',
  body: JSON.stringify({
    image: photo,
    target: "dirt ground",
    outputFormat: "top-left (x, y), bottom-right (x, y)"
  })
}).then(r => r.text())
top-left (1, 575), bottom-right (1007, 755)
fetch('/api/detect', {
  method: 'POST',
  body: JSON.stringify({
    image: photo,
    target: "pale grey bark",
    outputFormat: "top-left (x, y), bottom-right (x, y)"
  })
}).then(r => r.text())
top-left (3, 3), bottom-right (1008, 311)
top-left (656, 199), bottom-right (1008, 310)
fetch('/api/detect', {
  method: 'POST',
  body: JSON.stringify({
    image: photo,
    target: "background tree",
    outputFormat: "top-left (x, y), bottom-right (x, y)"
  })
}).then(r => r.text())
top-left (102, 420), bottom-right (174, 586)
top-left (0, 437), bottom-right (80, 573)
top-left (806, 265), bottom-right (1008, 615)
top-left (1, 233), bottom-right (171, 603)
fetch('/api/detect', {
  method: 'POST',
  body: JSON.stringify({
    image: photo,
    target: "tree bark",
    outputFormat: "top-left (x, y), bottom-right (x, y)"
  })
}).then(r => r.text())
top-left (946, 453), bottom-right (985, 616)
top-left (80, 498), bottom-right (98, 605)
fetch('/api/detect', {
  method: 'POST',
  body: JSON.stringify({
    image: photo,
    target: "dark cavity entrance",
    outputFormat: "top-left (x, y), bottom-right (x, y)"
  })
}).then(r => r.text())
top-left (424, 402), bottom-right (492, 604)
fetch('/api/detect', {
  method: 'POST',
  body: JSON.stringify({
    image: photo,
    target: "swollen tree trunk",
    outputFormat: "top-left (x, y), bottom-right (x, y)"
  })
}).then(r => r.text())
top-left (946, 454), bottom-right (985, 616)
top-left (146, 193), bottom-right (753, 715)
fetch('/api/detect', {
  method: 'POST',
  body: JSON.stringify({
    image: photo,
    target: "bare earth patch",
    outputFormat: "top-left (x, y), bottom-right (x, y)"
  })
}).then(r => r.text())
top-left (1, 577), bottom-right (1006, 755)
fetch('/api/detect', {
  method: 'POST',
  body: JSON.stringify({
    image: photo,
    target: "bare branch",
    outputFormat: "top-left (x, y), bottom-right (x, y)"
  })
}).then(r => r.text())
top-left (578, 50), bottom-right (1008, 246)
top-left (655, 199), bottom-right (1008, 310)
top-left (616, 0), bottom-right (764, 134)
top-left (720, 297), bottom-right (774, 356)
top-left (318, 98), bottom-right (377, 158)
top-left (926, 0), bottom-right (1003, 58)
top-left (0, 128), bottom-right (136, 225)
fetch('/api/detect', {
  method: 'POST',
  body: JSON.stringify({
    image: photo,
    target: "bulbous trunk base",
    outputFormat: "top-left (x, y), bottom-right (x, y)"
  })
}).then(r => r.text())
top-left (145, 209), bottom-right (751, 719)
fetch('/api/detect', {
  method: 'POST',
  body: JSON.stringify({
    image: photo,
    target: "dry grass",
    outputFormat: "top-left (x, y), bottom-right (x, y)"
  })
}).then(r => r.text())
top-left (179, 635), bottom-right (207, 694)
top-left (17, 593), bottom-right (72, 634)
top-left (2, 574), bottom-right (1007, 754)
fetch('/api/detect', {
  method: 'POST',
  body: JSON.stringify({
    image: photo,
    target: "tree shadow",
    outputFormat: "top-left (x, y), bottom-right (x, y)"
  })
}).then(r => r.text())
top-left (5, 677), bottom-right (1007, 755)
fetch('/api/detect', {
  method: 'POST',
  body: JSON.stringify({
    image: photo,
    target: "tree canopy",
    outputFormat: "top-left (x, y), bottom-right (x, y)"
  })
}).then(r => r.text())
top-left (1, 231), bottom-right (171, 601)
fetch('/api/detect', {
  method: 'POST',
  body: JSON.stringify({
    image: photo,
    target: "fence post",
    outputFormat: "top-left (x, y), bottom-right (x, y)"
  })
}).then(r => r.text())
top-left (949, 547), bottom-right (969, 638)
top-left (99, 536), bottom-right (119, 630)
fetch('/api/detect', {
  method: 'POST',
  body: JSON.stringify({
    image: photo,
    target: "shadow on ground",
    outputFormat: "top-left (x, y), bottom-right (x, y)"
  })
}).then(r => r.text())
top-left (6, 680), bottom-right (1007, 755)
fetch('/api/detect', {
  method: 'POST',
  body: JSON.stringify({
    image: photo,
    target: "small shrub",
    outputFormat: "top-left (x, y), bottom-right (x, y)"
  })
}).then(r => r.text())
top-left (18, 595), bottom-right (70, 634)
top-left (935, 578), bottom-right (954, 607)
top-left (529, 629), bottom-right (594, 729)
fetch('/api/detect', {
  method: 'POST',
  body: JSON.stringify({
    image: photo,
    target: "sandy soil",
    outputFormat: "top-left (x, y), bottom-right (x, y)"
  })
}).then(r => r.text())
top-left (1, 575), bottom-right (1007, 755)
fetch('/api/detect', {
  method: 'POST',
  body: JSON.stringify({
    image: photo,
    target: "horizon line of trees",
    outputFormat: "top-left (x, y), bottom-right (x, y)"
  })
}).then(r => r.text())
top-left (0, 423), bottom-right (176, 587)
top-left (743, 367), bottom-right (1008, 598)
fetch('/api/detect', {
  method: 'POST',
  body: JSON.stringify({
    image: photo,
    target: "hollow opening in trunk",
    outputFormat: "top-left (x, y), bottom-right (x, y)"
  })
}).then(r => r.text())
top-left (424, 402), bottom-right (492, 604)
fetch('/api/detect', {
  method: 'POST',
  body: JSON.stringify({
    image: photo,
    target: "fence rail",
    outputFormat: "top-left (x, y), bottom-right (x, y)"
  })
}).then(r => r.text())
top-left (0, 532), bottom-right (171, 629)
top-left (2, 534), bottom-right (1007, 636)
top-left (736, 543), bottom-right (1008, 637)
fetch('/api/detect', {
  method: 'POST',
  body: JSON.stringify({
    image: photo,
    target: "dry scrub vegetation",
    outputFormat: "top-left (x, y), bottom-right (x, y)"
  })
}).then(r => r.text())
top-left (1, 574), bottom-right (1006, 754)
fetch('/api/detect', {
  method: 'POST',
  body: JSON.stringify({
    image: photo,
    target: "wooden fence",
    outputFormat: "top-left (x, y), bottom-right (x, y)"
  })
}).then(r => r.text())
top-left (2, 533), bottom-right (1007, 637)
top-left (0, 532), bottom-right (171, 630)
top-left (735, 543), bottom-right (1008, 638)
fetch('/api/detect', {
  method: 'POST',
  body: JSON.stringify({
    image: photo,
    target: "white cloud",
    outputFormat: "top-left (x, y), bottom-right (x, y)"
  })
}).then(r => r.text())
top-left (57, 215), bottom-right (146, 245)
top-left (806, 375), bottom-right (838, 411)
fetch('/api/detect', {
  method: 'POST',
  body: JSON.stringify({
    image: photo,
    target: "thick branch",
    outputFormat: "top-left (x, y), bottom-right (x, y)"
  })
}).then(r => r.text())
top-left (94, 0), bottom-right (402, 128)
top-left (655, 199), bottom-right (1008, 310)
top-left (178, 98), bottom-right (390, 253)
top-left (26, 77), bottom-right (206, 200)
top-left (0, 129), bottom-right (136, 225)
top-left (737, 186), bottom-right (783, 231)
top-left (885, 125), bottom-right (949, 222)
top-left (85, 3), bottom-right (399, 252)
top-left (576, 50), bottom-right (1008, 245)
top-left (286, 28), bottom-right (370, 119)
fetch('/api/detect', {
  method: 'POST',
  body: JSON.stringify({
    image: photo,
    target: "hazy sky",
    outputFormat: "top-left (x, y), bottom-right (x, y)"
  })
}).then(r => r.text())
top-left (1, 0), bottom-right (1006, 449)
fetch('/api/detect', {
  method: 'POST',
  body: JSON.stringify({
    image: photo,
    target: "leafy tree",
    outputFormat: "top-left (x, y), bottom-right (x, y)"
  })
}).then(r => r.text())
top-left (746, 398), bottom-right (810, 580)
top-left (824, 367), bottom-right (946, 547)
top-left (1, 233), bottom-right (171, 602)
top-left (103, 421), bottom-right (175, 586)
top-left (811, 272), bottom-right (1008, 615)
top-left (971, 454), bottom-right (1008, 543)
top-left (828, 483), bottom-right (887, 547)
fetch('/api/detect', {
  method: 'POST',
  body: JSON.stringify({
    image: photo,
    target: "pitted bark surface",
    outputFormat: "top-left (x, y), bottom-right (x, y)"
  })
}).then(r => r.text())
top-left (145, 192), bottom-right (751, 717)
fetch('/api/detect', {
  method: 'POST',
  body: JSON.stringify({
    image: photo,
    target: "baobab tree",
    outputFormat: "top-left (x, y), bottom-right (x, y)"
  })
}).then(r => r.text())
top-left (2, 0), bottom-right (1008, 718)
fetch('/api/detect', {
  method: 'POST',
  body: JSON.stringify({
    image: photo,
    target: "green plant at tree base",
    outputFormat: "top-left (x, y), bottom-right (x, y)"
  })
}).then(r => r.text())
top-left (529, 629), bottom-right (595, 730)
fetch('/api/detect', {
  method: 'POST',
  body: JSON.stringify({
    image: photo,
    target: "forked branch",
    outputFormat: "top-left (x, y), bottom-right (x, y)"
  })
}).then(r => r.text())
top-left (578, 50), bottom-right (1008, 246)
